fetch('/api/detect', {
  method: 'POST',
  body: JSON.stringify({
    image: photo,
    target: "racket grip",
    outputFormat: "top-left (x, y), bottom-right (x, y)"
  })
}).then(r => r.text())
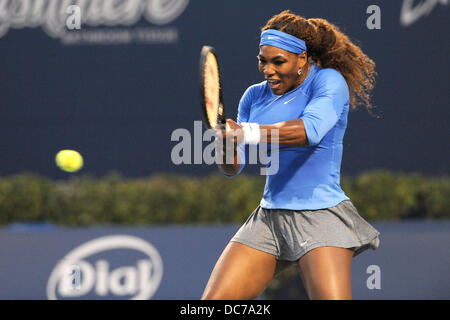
top-left (218, 103), bottom-right (225, 124)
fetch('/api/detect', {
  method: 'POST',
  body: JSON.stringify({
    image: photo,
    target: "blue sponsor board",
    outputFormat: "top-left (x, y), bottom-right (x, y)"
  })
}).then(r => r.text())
top-left (0, 221), bottom-right (449, 299)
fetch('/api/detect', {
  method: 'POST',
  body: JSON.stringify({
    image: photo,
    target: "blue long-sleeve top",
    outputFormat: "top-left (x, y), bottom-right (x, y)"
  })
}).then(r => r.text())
top-left (233, 64), bottom-right (350, 210)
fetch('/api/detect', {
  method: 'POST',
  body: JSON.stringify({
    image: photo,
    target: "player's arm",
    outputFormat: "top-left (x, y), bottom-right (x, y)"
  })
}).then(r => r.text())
top-left (222, 118), bottom-right (307, 147)
top-left (259, 119), bottom-right (308, 146)
top-left (215, 122), bottom-right (243, 176)
top-left (230, 69), bottom-right (349, 148)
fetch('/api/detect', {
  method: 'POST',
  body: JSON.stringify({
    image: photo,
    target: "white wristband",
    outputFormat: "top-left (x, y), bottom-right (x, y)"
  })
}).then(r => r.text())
top-left (241, 122), bottom-right (261, 145)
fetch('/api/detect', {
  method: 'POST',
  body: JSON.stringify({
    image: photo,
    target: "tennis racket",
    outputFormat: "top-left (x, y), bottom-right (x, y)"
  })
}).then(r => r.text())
top-left (199, 45), bottom-right (226, 129)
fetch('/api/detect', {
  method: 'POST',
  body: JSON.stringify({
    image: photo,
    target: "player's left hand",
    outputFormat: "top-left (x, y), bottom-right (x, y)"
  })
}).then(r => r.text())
top-left (214, 119), bottom-right (244, 155)
top-left (218, 119), bottom-right (244, 143)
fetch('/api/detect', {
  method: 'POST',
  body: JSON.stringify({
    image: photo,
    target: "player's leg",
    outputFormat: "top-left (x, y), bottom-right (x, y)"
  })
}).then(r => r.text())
top-left (201, 241), bottom-right (277, 300)
top-left (298, 246), bottom-right (354, 300)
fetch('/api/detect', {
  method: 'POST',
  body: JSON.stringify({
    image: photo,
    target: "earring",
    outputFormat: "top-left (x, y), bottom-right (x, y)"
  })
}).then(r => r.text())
top-left (298, 68), bottom-right (302, 75)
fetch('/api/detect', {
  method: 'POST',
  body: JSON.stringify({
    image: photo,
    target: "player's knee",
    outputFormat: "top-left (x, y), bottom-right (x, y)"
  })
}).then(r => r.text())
top-left (201, 288), bottom-right (233, 300)
top-left (201, 286), bottom-right (260, 300)
top-left (308, 287), bottom-right (352, 300)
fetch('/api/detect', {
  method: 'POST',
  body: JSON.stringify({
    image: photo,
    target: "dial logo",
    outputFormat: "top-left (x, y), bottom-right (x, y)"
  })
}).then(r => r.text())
top-left (47, 235), bottom-right (163, 300)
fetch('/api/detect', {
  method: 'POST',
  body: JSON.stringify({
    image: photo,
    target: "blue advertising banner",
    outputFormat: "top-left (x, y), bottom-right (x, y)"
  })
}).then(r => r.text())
top-left (0, 1), bottom-right (449, 178)
top-left (0, 221), bottom-right (449, 299)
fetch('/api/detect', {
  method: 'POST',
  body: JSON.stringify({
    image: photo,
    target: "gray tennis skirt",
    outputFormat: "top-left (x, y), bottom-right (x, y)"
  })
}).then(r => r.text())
top-left (231, 200), bottom-right (380, 261)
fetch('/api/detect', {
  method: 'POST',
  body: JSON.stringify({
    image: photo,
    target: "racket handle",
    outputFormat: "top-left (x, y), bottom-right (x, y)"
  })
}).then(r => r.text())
top-left (218, 103), bottom-right (225, 125)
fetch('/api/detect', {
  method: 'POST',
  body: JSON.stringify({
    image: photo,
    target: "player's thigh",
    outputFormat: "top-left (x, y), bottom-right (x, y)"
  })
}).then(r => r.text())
top-left (298, 246), bottom-right (354, 300)
top-left (201, 241), bottom-right (277, 300)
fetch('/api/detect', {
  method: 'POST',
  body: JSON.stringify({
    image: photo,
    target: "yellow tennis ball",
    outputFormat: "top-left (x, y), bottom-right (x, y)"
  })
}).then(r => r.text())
top-left (55, 150), bottom-right (83, 173)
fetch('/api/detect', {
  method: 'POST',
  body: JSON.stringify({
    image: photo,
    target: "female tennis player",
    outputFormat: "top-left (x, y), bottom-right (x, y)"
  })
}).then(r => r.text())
top-left (202, 10), bottom-right (380, 300)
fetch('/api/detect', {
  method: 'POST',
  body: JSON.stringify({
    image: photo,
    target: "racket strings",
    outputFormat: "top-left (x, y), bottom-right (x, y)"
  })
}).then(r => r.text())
top-left (203, 53), bottom-right (220, 128)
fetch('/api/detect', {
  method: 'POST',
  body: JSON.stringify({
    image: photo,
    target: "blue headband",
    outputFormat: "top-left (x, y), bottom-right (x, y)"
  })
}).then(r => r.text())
top-left (259, 29), bottom-right (307, 54)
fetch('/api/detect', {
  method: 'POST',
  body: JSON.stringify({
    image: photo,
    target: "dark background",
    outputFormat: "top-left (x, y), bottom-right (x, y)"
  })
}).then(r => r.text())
top-left (0, 0), bottom-right (448, 179)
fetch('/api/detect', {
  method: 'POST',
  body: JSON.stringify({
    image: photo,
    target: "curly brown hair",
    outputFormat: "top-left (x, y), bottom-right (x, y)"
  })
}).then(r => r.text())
top-left (262, 10), bottom-right (377, 112)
